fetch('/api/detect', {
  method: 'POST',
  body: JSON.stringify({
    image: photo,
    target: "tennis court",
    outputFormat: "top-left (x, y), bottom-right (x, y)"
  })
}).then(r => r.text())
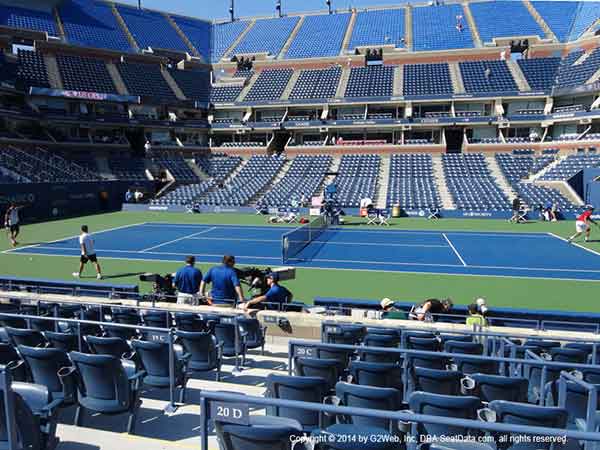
top-left (6, 220), bottom-right (600, 281)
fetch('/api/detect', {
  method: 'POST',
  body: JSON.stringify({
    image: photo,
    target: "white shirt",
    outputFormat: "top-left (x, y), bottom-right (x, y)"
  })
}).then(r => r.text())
top-left (79, 233), bottom-right (95, 255)
top-left (7, 208), bottom-right (19, 226)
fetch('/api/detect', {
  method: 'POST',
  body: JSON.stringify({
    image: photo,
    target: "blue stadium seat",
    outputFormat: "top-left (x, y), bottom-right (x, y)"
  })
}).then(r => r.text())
top-left (403, 63), bottom-right (453, 97)
top-left (171, 15), bottom-right (211, 61)
top-left (289, 67), bottom-right (341, 100)
top-left (411, 367), bottom-right (462, 396)
top-left (349, 361), bottom-right (403, 390)
top-left (175, 330), bottom-right (223, 381)
top-left (59, 0), bottom-right (132, 51)
top-left (348, 8), bottom-right (405, 50)
top-left (0, 4), bottom-right (57, 34)
top-left (286, 13), bottom-right (351, 59)
top-left (468, 373), bottom-right (528, 403)
top-left (345, 65), bottom-right (394, 98)
top-left (215, 415), bottom-right (306, 450)
top-left (412, 4), bottom-right (474, 51)
top-left (211, 21), bottom-right (250, 62)
top-left (244, 69), bottom-right (294, 102)
top-left (470, 1), bottom-right (543, 42)
top-left (232, 16), bottom-right (299, 57)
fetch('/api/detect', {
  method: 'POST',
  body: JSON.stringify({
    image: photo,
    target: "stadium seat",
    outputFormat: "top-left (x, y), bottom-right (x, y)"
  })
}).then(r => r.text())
top-left (348, 361), bottom-right (403, 391)
top-left (444, 340), bottom-right (483, 355)
top-left (45, 331), bottom-right (80, 353)
top-left (84, 335), bottom-right (132, 360)
top-left (70, 352), bottom-right (144, 434)
top-left (131, 340), bottom-right (189, 403)
top-left (175, 330), bottom-right (222, 381)
top-left (411, 367), bottom-right (462, 396)
top-left (408, 392), bottom-right (482, 442)
top-left (294, 357), bottom-right (344, 392)
top-left (266, 374), bottom-right (329, 431)
top-left (17, 345), bottom-right (77, 405)
top-left (174, 313), bottom-right (206, 332)
top-left (5, 327), bottom-right (46, 348)
top-left (488, 401), bottom-right (568, 450)
top-left (214, 415), bottom-right (306, 450)
top-left (236, 317), bottom-right (267, 355)
top-left (466, 373), bottom-right (529, 403)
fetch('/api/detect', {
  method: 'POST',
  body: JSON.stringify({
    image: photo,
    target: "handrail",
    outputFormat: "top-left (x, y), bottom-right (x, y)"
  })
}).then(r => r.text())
top-left (198, 390), bottom-right (600, 450)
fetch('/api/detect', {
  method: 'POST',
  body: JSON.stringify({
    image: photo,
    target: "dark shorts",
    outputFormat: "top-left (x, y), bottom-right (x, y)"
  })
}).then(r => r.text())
top-left (9, 224), bottom-right (19, 234)
top-left (80, 254), bottom-right (98, 264)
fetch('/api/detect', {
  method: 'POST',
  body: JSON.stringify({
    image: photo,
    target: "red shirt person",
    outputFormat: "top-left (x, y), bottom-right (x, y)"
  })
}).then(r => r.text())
top-left (568, 206), bottom-right (596, 243)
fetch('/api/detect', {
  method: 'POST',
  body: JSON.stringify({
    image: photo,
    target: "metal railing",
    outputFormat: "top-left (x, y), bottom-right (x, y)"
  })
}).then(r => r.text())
top-left (288, 339), bottom-right (600, 406)
top-left (198, 390), bottom-right (600, 450)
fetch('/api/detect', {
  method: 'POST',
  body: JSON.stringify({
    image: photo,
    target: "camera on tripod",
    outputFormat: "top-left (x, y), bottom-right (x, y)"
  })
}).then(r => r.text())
top-left (235, 266), bottom-right (295, 298)
top-left (139, 272), bottom-right (176, 301)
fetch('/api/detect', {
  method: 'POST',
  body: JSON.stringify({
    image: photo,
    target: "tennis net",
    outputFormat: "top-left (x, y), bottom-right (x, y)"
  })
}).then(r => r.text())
top-left (281, 215), bottom-right (328, 263)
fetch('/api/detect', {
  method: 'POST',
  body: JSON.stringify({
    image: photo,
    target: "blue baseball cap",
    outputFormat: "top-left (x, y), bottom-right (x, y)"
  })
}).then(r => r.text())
top-left (267, 272), bottom-right (279, 281)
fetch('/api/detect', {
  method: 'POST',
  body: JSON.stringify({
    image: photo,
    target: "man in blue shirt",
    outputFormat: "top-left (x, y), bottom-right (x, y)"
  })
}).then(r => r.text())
top-left (242, 272), bottom-right (292, 310)
top-left (173, 256), bottom-right (203, 305)
top-left (200, 255), bottom-right (244, 305)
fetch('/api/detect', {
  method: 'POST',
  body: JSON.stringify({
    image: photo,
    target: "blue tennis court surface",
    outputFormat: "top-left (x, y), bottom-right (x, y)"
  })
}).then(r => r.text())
top-left (7, 222), bottom-right (600, 281)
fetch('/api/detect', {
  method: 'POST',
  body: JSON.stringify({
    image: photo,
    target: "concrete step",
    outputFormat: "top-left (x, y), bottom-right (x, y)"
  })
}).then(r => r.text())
top-left (486, 154), bottom-right (517, 200)
top-left (317, 155), bottom-right (341, 196)
top-left (52, 6), bottom-right (66, 40)
top-left (43, 54), bottom-right (63, 90)
top-left (449, 62), bottom-right (465, 94)
top-left (375, 154), bottom-right (391, 209)
top-left (223, 19), bottom-right (255, 60)
top-left (432, 155), bottom-right (455, 209)
top-left (528, 154), bottom-right (566, 182)
top-left (523, 0), bottom-right (557, 41)
top-left (161, 67), bottom-right (187, 100)
top-left (106, 62), bottom-right (129, 95)
top-left (112, 4), bottom-right (139, 51)
top-left (393, 65), bottom-right (404, 97)
top-left (164, 13), bottom-right (200, 58)
top-left (335, 67), bottom-right (351, 98)
top-left (281, 69), bottom-right (301, 100)
top-left (507, 59), bottom-right (531, 92)
top-left (462, 2), bottom-right (482, 47)
top-left (187, 159), bottom-right (209, 180)
top-left (279, 16), bottom-right (305, 60)
top-left (236, 71), bottom-right (260, 102)
top-left (404, 5), bottom-right (413, 51)
top-left (340, 10), bottom-right (357, 55)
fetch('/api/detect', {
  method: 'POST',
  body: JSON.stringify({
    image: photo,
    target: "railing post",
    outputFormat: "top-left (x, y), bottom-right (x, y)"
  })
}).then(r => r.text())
top-left (199, 396), bottom-right (209, 450)
top-left (2, 369), bottom-right (17, 450)
top-left (165, 328), bottom-right (177, 414)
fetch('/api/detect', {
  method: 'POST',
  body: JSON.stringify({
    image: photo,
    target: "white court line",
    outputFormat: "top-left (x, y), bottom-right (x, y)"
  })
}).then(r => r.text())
top-left (1, 222), bottom-right (147, 255)
top-left (139, 223), bottom-right (553, 238)
top-left (186, 236), bottom-right (449, 248)
top-left (10, 248), bottom-right (600, 283)
top-left (140, 226), bottom-right (217, 253)
top-left (19, 245), bottom-right (600, 274)
top-left (442, 233), bottom-right (467, 266)
top-left (548, 232), bottom-right (600, 258)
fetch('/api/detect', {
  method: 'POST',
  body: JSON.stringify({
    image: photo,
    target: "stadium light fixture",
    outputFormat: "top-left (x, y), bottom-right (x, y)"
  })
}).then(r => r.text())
top-left (326, 0), bottom-right (332, 14)
top-left (229, 0), bottom-right (235, 22)
top-left (276, 0), bottom-right (282, 17)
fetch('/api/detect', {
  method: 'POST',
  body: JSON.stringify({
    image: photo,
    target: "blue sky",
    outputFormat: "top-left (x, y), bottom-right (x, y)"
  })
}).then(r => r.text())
top-left (118, 0), bottom-right (411, 20)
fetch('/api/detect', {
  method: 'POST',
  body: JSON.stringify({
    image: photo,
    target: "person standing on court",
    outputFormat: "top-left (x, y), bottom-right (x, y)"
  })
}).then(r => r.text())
top-left (73, 225), bottom-right (102, 280)
top-left (173, 256), bottom-right (203, 305)
top-left (200, 255), bottom-right (245, 305)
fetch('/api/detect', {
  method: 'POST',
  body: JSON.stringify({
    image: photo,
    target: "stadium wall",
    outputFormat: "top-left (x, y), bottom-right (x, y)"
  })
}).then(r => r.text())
top-left (0, 181), bottom-right (152, 223)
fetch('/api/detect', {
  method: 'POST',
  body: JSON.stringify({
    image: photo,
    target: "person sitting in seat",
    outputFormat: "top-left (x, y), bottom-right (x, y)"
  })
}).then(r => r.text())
top-left (380, 298), bottom-right (406, 320)
top-left (466, 303), bottom-right (487, 327)
top-left (409, 298), bottom-right (453, 321)
top-left (241, 272), bottom-right (292, 310)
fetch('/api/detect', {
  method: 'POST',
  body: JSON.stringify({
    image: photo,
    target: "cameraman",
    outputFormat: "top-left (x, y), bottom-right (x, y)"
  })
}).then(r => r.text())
top-left (200, 255), bottom-right (245, 305)
top-left (241, 272), bottom-right (292, 310)
top-left (173, 256), bottom-right (202, 305)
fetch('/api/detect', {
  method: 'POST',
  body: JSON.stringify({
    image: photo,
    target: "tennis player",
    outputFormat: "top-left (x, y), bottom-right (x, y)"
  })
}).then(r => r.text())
top-left (73, 225), bottom-right (102, 279)
top-left (568, 205), bottom-right (597, 244)
top-left (4, 203), bottom-right (23, 247)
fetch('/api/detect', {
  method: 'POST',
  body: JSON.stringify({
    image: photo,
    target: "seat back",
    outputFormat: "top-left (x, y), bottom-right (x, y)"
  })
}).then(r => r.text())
top-left (215, 418), bottom-right (299, 450)
top-left (175, 313), bottom-right (205, 332)
top-left (85, 335), bottom-right (130, 359)
top-left (336, 382), bottom-right (402, 429)
top-left (18, 345), bottom-right (70, 394)
top-left (412, 367), bottom-right (462, 396)
top-left (294, 357), bottom-right (342, 391)
top-left (142, 312), bottom-right (171, 329)
top-left (470, 374), bottom-right (528, 403)
top-left (407, 337), bottom-right (439, 352)
top-left (0, 385), bottom-right (43, 450)
top-left (176, 331), bottom-right (219, 369)
top-left (70, 352), bottom-right (131, 406)
top-left (444, 340), bottom-right (483, 355)
top-left (5, 327), bottom-right (46, 348)
top-left (349, 361), bottom-right (403, 391)
top-left (131, 340), bottom-right (170, 378)
top-left (214, 323), bottom-right (238, 352)
top-left (325, 324), bottom-right (365, 346)
top-left (363, 333), bottom-right (399, 348)
top-left (489, 401), bottom-right (568, 450)
top-left (409, 392), bottom-right (481, 439)
top-left (0, 315), bottom-right (27, 329)
top-left (550, 348), bottom-right (587, 364)
top-left (267, 374), bottom-right (328, 428)
top-left (454, 357), bottom-right (498, 375)
top-left (45, 331), bottom-right (79, 352)
top-left (407, 354), bottom-right (450, 370)
top-left (236, 318), bottom-right (264, 347)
